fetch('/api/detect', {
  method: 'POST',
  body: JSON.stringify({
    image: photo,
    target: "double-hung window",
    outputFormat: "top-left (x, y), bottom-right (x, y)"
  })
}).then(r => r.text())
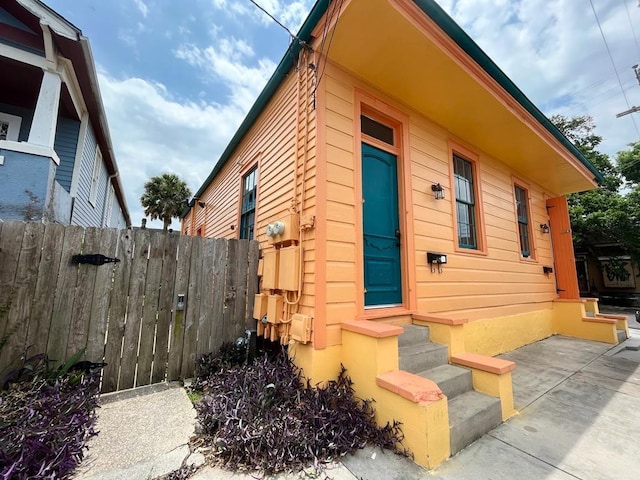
top-left (240, 166), bottom-right (258, 240)
top-left (514, 185), bottom-right (532, 257)
top-left (453, 154), bottom-right (478, 249)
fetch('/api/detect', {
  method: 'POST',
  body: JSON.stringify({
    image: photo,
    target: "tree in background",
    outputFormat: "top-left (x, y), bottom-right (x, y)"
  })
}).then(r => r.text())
top-left (551, 115), bottom-right (640, 265)
top-left (140, 173), bottom-right (191, 231)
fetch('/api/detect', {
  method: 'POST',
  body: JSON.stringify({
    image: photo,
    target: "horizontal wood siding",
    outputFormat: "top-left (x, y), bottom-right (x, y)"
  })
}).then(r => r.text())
top-left (324, 67), bottom-right (356, 345)
top-left (323, 62), bottom-right (556, 325)
top-left (187, 67), bottom-right (317, 317)
top-left (53, 116), bottom-right (81, 192)
top-left (70, 123), bottom-right (107, 227)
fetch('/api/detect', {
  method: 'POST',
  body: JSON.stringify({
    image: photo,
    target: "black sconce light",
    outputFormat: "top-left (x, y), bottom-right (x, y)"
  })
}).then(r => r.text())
top-left (431, 183), bottom-right (445, 200)
top-left (543, 266), bottom-right (554, 275)
top-left (540, 223), bottom-right (550, 234)
top-left (198, 201), bottom-right (206, 208)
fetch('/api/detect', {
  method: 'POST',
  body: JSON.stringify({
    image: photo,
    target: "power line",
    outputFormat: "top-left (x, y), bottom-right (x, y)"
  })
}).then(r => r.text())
top-left (247, 0), bottom-right (300, 43)
top-left (589, 0), bottom-right (640, 137)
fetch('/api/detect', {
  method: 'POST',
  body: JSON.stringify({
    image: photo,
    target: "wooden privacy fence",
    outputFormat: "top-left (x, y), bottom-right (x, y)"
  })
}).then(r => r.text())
top-left (0, 221), bottom-right (259, 393)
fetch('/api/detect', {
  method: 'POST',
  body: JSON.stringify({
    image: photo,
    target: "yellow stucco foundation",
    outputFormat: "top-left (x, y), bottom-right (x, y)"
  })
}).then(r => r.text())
top-left (413, 321), bottom-right (466, 357)
top-left (471, 370), bottom-right (515, 420)
top-left (288, 342), bottom-right (342, 384)
top-left (552, 301), bottom-right (618, 344)
top-left (463, 309), bottom-right (554, 356)
top-left (340, 325), bottom-right (450, 468)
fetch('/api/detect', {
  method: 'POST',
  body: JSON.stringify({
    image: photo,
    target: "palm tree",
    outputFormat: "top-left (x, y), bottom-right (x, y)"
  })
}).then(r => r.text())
top-left (140, 173), bottom-right (191, 231)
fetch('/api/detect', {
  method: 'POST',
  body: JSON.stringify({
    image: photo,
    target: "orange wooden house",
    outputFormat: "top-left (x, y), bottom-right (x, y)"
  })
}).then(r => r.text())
top-left (182, 0), bottom-right (628, 467)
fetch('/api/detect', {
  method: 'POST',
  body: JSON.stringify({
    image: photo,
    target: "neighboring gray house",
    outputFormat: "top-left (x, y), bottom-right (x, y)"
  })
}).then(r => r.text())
top-left (0, 0), bottom-right (130, 228)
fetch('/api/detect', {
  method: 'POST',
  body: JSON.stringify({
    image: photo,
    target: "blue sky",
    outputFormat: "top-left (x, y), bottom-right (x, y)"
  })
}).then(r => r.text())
top-left (44, 0), bottom-right (640, 228)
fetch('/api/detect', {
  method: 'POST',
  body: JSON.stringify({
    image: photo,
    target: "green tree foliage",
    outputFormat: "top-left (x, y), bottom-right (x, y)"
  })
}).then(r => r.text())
top-left (617, 141), bottom-right (640, 185)
top-left (551, 115), bottom-right (640, 263)
top-left (140, 173), bottom-right (191, 231)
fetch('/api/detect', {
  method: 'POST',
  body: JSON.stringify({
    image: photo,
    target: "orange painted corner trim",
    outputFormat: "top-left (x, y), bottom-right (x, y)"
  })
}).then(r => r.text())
top-left (412, 313), bottom-right (468, 325)
top-left (595, 313), bottom-right (627, 321)
top-left (451, 352), bottom-right (515, 375)
top-left (341, 320), bottom-right (403, 338)
top-left (376, 370), bottom-right (445, 404)
top-left (582, 316), bottom-right (616, 325)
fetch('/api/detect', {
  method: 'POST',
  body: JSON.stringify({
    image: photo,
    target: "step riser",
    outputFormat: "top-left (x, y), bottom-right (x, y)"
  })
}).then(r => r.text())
top-left (449, 397), bottom-right (502, 456)
top-left (417, 365), bottom-right (473, 400)
top-left (437, 372), bottom-right (473, 400)
top-left (618, 330), bottom-right (627, 344)
top-left (399, 347), bottom-right (448, 374)
top-left (398, 325), bottom-right (430, 348)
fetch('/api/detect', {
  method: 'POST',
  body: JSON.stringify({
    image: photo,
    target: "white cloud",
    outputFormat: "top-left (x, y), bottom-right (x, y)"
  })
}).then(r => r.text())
top-left (133, 0), bottom-right (148, 18)
top-left (98, 72), bottom-right (247, 228)
top-left (209, 0), bottom-right (314, 31)
top-left (174, 37), bottom-right (276, 112)
top-left (439, 0), bottom-right (640, 158)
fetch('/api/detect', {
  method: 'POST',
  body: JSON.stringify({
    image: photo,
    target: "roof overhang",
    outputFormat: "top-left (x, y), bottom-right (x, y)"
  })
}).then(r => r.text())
top-left (186, 0), bottom-right (602, 215)
top-left (318, 0), bottom-right (600, 195)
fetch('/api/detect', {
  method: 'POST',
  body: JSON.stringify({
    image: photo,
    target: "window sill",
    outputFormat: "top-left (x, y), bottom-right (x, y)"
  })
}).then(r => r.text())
top-left (0, 140), bottom-right (61, 165)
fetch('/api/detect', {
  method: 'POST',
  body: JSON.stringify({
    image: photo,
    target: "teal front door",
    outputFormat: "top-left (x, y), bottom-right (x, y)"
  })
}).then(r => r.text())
top-left (362, 143), bottom-right (402, 307)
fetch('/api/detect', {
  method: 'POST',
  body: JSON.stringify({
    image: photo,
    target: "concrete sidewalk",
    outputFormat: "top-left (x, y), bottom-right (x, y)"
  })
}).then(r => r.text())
top-left (76, 332), bottom-right (640, 480)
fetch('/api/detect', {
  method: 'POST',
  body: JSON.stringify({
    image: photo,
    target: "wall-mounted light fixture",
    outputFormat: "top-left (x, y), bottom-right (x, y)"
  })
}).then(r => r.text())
top-left (543, 266), bottom-right (554, 275)
top-left (431, 183), bottom-right (445, 200)
top-left (540, 223), bottom-right (550, 234)
top-left (198, 201), bottom-right (206, 208)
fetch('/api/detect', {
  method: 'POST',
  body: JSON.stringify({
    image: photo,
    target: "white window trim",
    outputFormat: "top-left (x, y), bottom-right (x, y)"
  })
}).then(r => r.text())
top-left (89, 145), bottom-right (102, 206)
top-left (0, 112), bottom-right (22, 142)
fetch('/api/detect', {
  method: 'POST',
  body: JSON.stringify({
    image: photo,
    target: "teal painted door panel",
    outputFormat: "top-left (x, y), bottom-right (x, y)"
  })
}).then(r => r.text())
top-left (362, 143), bottom-right (402, 306)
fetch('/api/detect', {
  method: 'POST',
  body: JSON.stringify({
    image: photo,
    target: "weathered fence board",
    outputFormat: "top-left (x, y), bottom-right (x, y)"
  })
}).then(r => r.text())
top-left (102, 229), bottom-right (134, 392)
top-left (0, 222), bottom-right (258, 393)
top-left (152, 232), bottom-right (179, 384)
top-left (47, 226), bottom-right (84, 364)
top-left (85, 228), bottom-right (118, 362)
top-left (0, 223), bottom-right (43, 371)
top-left (26, 223), bottom-right (65, 356)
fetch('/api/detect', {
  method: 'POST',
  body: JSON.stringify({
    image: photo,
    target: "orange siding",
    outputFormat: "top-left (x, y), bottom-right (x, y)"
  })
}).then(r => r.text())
top-left (322, 61), bottom-right (558, 326)
top-left (184, 65), bottom-right (318, 318)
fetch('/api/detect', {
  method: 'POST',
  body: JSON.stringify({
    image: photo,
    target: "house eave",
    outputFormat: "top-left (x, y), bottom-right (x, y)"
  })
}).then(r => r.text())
top-left (185, 0), bottom-right (603, 216)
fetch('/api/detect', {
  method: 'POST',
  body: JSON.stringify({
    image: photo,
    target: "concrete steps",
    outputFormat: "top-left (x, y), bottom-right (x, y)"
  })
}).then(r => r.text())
top-left (448, 391), bottom-right (503, 455)
top-left (416, 364), bottom-right (472, 400)
top-left (398, 324), bottom-right (503, 458)
top-left (617, 329), bottom-right (627, 343)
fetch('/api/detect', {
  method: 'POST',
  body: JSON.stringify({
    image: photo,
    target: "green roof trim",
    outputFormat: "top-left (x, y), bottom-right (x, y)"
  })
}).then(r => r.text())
top-left (186, 0), bottom-right (603, 213)
top-left (412, 0), bottom-right (604, 183)
top-left (186, 0), bottom-right (331, 208)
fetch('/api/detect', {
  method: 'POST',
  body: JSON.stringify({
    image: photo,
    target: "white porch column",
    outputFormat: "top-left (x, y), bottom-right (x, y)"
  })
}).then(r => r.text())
top-left (28, 70), bottom-right (62, 148)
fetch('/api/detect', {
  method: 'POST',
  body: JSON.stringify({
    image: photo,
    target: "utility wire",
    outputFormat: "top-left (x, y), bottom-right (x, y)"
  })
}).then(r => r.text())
top-left (314, 0), bottom-right (345, 94)
top-left (589, 0), bottom-right (640, 138)
top-left (247, 0), bottom-right (300, 43)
